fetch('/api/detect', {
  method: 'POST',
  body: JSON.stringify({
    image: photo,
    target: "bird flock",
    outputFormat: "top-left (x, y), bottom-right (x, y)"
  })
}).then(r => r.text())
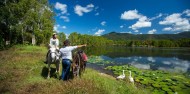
top-left (116, 70), bottom-right (134, 84)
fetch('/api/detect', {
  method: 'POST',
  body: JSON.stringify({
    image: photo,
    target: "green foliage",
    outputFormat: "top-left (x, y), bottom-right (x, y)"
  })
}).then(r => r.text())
top-left (57, 32), bottom-right (66, 46)
top-left (69, 32), bottom-right (114, 46)
top-left (0, 0), bottom-right (54, 49)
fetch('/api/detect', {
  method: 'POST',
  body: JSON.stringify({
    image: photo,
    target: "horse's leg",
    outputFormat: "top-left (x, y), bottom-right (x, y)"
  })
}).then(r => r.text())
top-left (56, 60), bottom-right (60, 73)
top-left (84, 61), bottom-right (86, 71)
top-left (47, 63), bottom-right (51, 79)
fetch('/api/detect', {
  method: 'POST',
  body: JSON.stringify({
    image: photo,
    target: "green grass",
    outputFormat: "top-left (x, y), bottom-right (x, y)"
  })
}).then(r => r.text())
top-left (0, 45), bottom-right (149, 94)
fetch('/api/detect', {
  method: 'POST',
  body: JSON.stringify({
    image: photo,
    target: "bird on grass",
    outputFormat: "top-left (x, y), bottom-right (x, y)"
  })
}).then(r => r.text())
top-left (116, 70), bottom-right (125, 79)
top-left (129, 71), bottom-right (134, 84)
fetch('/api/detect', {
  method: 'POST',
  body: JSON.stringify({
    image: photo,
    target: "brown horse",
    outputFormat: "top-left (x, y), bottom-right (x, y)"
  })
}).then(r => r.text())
top-left (72, 50), bottom-right (87, 77)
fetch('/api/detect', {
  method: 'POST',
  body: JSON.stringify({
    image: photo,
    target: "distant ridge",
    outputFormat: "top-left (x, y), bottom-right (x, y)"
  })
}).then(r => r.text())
top-left (102, 31), bottom-right (190, 40)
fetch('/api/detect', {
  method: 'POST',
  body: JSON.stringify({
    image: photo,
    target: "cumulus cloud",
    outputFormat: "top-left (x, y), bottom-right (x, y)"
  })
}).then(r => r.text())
top-left (159, 13), bottom-right (190, 31)
top-left (129, 16), bottom-right (151, 30)
top-left (74, 4), bottom-right (94, 16)
top-left (94, 29), bottom-right (105, 36)
top-left (120, 9), bottom-right (141, 20)
top-left (183, 9), bottom-right (190, 16)
top-left (55, 2), bottom-right (67, 14)
top-left (121, 10), bottom-right (151, 30)
top-left (148, 29), bottom-right (157, 34)
top-left (60, 16), bottom-right (70, 22)
top-left (101, 21), bottom-right (106, 26)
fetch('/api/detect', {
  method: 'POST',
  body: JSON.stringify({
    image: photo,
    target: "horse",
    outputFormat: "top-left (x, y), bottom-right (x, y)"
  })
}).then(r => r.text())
top-left (47, 47), bottom-right (61, 79)
top-left (72, 50), bottom-right (87, 77)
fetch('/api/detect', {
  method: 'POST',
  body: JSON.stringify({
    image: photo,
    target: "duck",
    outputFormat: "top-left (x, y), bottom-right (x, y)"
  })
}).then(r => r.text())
top-left (116, 70), bottom-right (125, 79)
top-left (129, 71), bottom-right (134, 83)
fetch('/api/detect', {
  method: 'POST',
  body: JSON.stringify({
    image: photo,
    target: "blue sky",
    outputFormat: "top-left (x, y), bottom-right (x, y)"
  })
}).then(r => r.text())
top-left (49, 0), bottom-right (190, 36)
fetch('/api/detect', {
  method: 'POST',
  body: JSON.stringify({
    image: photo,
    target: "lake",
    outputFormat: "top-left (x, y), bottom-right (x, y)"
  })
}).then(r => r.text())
top-left (83, 46), bottom-right (190, 74)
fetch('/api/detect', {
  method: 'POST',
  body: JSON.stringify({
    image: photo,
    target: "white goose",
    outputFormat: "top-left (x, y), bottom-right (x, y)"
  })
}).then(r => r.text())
top-left (116, 70), bottom-right (125, 79)
top-left (129, 71), bottom-right (134, 83)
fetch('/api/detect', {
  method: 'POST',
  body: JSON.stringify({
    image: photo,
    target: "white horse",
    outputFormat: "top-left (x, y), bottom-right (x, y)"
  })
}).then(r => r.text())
top-left (47, 47), bottom-right (61, 79)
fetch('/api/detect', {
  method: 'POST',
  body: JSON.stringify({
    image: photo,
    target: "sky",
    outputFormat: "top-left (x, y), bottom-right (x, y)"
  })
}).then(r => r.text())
top-left (49, 0), bottom-right (190, 36)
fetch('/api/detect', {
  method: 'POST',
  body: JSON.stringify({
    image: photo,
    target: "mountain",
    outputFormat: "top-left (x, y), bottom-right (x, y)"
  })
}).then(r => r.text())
top-left (102, 31), bottom-right (190, 40)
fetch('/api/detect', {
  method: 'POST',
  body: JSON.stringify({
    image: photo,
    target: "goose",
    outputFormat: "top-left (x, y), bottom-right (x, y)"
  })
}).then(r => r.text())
top-left (129, 71), bottom-right (134, 83)
top-left (116, 70), bottom-right (125, 79)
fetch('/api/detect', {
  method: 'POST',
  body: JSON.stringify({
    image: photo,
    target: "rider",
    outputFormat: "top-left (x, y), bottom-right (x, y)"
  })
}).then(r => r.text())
top-left (45, 33), bottom-right (59, 64)
top-left (59, 40), bottom-right (86, 80)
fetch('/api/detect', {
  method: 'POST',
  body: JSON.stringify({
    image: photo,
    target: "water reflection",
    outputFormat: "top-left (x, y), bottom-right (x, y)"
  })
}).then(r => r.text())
top-left (83, 46), bottom-right (190, 73)
top-left (101, 56), bottom-right (190, 73)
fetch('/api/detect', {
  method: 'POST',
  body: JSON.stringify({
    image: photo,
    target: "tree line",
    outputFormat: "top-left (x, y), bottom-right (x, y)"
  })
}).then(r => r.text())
top-left (68, 32), bottom-right (190, 47)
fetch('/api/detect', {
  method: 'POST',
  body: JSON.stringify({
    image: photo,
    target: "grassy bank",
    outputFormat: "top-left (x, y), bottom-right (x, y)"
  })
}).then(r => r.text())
top-left (0, 45), bottom-right (148, 94)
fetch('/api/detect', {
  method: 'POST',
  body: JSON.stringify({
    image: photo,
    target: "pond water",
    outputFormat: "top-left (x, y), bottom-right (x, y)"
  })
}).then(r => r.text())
top-left (83, 46), bottom-right (190, 74)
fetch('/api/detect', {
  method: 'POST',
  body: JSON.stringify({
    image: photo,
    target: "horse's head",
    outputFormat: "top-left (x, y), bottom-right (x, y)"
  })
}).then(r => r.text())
top-left (72, 50), bottom-right (87, 77)
top-left (49, 48), bottom-right (60, 62)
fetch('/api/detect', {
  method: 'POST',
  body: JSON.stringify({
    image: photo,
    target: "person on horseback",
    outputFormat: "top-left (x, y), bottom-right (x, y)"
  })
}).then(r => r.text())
top-left (45, 33), bottom-right (59, 64)
top-left (59, 40), bottom-right (86, 80)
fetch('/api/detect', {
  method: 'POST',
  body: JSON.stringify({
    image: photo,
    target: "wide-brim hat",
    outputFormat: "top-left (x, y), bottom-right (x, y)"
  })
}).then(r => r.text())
top-left (53, 33), bottom-right (57, 35)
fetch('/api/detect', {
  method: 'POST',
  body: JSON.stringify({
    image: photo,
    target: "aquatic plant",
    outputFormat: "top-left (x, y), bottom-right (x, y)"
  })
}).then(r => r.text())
top-left (105, 65), bottom-right (190, 94)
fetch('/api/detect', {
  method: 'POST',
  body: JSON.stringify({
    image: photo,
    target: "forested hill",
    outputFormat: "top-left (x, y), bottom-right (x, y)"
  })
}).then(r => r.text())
top-left (102, 31), bottom-right (190, 40)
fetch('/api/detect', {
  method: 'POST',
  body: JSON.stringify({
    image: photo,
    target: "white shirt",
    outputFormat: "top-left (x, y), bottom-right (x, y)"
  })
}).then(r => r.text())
top-left (59, 46), bottom-right (78, 60)
top-left (49, 38), bottom-right (59, 48)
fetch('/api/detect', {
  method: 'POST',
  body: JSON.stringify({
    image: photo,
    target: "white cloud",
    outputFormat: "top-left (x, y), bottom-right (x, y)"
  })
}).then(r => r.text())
top-left (120, 9), bottom-right (141, 20)
top-left (159, 13), bottom-right (190, 31)
top-left (94, 29), bottom-right (105, 36)
top-left (134, 30), bottom-right (139, 32)
top-left (55, 2), bottom-right (67, 14)
top-left (53, 24), bottom-right (66, 32)
top-left (74, 4), bottom-right (94, 16)
top-left (148, 29), bottom-right (156, 34)
top-left (149, 13), bottom-right (163, 20)
top-left (183, 9), bottom-right (190, 16)
top-left (121, 10), bottom-right (151, 30)
top-left (129, 16), bottom-right (151, 30)
top-left (60, 16), bottom-right (70, 22)
top-left (159, 13), bottom-right (182, 25)
top-left (163, 27), bottom-right (173, 31)
top-left (62, 26), bottom-right (66, 29)
top-left (120, 25), bottom-right (124, 28)
top-left (101, 21), bottom-right (106, 26)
